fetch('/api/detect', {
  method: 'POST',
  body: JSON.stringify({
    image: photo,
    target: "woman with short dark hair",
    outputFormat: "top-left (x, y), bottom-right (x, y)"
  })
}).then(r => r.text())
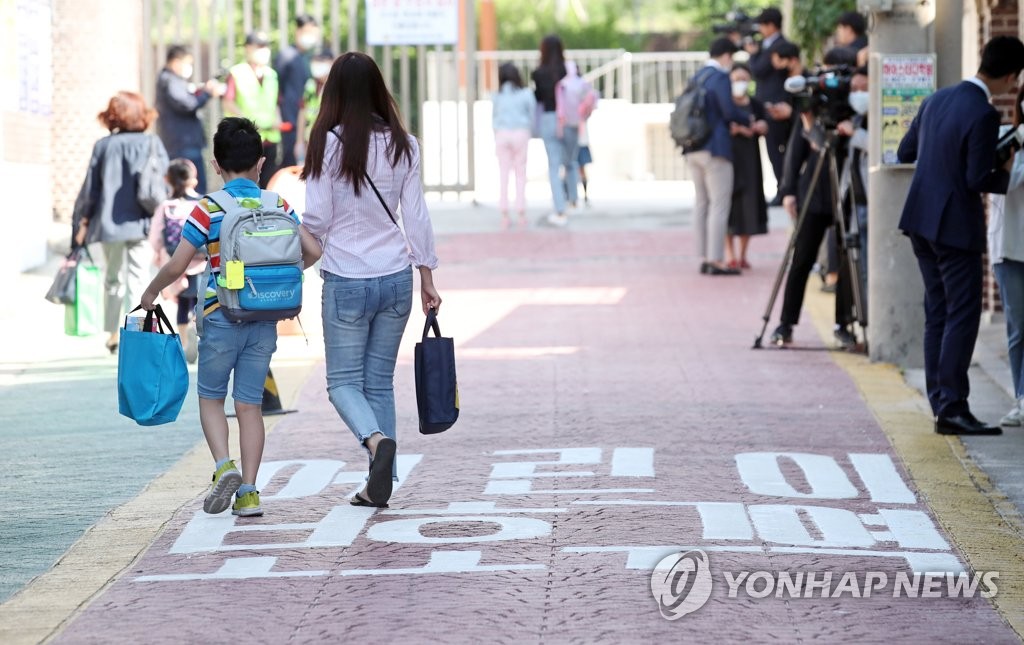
top-left (72, 91), bottom-right (168, 353)
top-left (302, 52), bottom-right (441, 508)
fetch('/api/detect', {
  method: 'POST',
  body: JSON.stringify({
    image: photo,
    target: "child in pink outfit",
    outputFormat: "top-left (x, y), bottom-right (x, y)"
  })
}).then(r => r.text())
top-left (492, 63), bottom-right (536, 229)
top-left (147, 158), bottom-right (207, 362)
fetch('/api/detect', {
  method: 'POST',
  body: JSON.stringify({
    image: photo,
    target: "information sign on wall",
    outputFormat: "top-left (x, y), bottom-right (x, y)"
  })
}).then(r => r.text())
top-left (366, 0), bottom-right (459, 46)
top-left (880, 54), bottom-right (935, 165)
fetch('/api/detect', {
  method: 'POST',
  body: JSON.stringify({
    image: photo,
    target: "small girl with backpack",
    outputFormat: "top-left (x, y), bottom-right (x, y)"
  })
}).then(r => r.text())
top-left (148, 158), bottom-right (206, 362)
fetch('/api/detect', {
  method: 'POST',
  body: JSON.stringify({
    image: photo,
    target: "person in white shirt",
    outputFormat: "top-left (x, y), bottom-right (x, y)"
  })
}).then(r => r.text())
top-left (988, 86), bottom-right (1024, 427)
top-left (301, 52), bottom-right (442, 508)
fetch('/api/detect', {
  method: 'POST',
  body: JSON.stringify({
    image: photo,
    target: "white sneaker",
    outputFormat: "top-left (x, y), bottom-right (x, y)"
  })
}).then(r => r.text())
top-left (1000, 402), bottom-right (1023, 427)
top-left (546, 212), bottom-right (568, 228)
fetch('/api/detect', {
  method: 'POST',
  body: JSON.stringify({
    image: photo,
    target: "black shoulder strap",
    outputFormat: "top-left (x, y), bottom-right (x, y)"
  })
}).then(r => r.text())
top-left (363, 172), bottom-right (400, 229)
top-left (328, 129), bottom-right (400, 229)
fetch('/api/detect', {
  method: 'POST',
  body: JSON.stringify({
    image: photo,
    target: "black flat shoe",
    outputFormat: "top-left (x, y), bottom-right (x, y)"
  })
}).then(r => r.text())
top-left (935, 414), bottom-right (1002, 435)
top-left (706, 264), bottom-right (741, 276)
top-left (366, 438), bottom-right (396, 505)
top-left (350, 492), bottom-right (389, 508)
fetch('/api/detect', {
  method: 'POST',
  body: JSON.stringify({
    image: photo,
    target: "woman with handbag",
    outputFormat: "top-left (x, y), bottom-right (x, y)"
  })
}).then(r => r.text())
top-left (72, 91), bottom-right (169, 353)
top-left (301, 52), bottom-right (441, 508)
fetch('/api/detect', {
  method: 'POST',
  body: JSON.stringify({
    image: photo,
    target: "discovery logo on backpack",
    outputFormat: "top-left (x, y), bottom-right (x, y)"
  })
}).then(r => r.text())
top-left (202, 190), bottom-right (304, 323)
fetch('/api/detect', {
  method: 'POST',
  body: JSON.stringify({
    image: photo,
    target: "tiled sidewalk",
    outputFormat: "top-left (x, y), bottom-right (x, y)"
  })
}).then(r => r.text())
top-left (48, 228), bottom-right (1017, 643)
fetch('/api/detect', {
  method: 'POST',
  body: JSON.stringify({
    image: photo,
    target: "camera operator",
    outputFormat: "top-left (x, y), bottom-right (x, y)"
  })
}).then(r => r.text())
top-left (768, 48), bottom-right (858, 349)
top-left (745, 7), bottom-right (793, 205)
top-left (836, 68), bottom-right (869, 302)
top-left (897, 36), bottom-right (1024, 436)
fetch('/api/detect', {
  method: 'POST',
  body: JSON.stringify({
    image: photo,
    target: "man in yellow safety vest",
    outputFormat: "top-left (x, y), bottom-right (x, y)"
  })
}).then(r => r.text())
top-left (222, 31), bottom-right (283, 188)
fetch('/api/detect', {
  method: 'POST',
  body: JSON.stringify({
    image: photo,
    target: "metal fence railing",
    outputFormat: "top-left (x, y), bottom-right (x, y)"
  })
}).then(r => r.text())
top-left (428, 49), bottom-right (706, 104)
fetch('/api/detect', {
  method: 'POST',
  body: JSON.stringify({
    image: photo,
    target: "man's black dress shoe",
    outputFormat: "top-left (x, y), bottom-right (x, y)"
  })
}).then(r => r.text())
top-left (934, 414), bottom-right (1002, 435)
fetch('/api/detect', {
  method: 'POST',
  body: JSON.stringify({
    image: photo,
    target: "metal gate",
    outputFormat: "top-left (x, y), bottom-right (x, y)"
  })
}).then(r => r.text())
top-left (140, 0), bottom-right (476, 194)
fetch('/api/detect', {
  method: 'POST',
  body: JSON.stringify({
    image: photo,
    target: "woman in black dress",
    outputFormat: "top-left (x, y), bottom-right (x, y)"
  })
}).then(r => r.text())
top-left (725, 63), bottom-right (769, 270)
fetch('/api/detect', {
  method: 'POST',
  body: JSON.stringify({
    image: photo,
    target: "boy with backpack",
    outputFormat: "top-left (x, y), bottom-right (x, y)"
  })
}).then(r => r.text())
top-left (141, 117), bottom-right (321, 517)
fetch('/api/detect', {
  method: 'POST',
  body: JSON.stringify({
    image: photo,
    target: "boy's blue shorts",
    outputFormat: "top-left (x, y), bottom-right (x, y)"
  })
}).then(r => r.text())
top-left (197, 308), bottom-right (278, 405)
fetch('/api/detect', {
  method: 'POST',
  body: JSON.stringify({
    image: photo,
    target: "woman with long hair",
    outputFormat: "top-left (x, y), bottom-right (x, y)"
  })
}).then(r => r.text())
top-left (301, 52), bottom-right (441, 508)
top-left (532, 34), bottom-right (578, 227)
top-left (72, 91), bottom-right (168, 353)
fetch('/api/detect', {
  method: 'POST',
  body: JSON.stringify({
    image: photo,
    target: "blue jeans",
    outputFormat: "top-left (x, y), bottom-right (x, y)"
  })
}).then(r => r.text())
top-left (539, 112), bottom-right (580, 213)
top-left (196, 309), bottom-right (277, 404)
top-left (995, 260), bottom-right (1024, 400)
top-left (322, 267), bottom-right (413, 479)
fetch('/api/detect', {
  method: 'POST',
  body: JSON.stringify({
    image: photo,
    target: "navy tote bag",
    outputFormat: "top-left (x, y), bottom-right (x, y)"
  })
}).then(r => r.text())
top-left (414, 308), bottom-right (459, 434)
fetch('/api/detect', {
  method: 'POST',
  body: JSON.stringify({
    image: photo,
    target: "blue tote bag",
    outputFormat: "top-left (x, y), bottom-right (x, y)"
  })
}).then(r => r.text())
top-left (117, 304), bottom-right (189, 426)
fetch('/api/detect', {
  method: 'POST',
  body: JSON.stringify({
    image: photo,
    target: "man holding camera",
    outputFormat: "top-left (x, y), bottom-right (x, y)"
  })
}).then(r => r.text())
top-left (746, 7), bottom-right (792, 205)
top-left (898, 36), bottom-right (1024, 436)
top-left (769, 47), bottom-right (859, 349)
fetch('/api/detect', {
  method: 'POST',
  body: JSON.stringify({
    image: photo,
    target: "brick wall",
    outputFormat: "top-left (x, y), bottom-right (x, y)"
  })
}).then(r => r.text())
top-left (50, 0), bottom-right (143, 222)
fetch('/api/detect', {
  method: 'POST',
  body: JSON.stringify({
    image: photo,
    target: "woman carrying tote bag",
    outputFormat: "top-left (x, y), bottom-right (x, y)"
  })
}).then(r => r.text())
top-left (301, 52), bottom-right (442, 508)
top-left (72, 91), bottom-right (168, 353)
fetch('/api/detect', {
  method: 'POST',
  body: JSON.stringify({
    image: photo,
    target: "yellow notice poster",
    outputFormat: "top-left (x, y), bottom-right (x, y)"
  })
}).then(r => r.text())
top-left (880, 55), bottom-right (936, 165)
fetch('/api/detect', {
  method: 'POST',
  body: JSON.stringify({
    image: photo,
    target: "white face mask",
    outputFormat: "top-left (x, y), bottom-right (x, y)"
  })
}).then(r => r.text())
top-left (731, 80), bottom-right (750, 98)
top-left (180, 64), bottom-right (193, 80)
top-left (298, 33), bottom-right (319, 51)
top-left (849, 91), bottom-right (870, 115)
top-left (249, 47), bottom-right (271, 66)
top-left (311, 62), bottom-right (331, 80)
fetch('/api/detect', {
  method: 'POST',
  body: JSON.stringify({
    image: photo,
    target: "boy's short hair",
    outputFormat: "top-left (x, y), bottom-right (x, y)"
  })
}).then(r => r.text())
top-left (213, 117), bottom-right (264, 173)
top-left (979, 36), bottom-right (1024, 79)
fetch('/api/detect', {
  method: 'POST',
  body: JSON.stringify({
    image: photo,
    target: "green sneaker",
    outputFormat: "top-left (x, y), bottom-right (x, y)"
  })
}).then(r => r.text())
top-left (203, 460), bottom-right (242, 515)
top-left (232, 490), bottom-right (263, 517)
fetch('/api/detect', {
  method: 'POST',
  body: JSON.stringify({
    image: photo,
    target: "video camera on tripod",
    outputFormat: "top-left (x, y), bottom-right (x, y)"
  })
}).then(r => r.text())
top-left (784, 66), bottom-right (856, 129)
top-left (712, 9), bottom-right (759, 45)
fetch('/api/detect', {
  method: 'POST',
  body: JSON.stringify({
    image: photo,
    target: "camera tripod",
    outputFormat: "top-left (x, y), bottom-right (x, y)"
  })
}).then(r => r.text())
top-left (752, 128), bottom-right (867, 350)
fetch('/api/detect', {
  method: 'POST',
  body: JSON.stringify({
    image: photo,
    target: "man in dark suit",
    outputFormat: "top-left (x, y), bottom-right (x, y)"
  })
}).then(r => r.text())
top-left (746, 7), bottom-right (792, 204)
top-left (898, 35), bottom-right (1024, 435)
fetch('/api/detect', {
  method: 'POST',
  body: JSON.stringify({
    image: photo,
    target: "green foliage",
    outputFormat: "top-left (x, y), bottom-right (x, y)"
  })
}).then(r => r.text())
top-left (672, 0), bottom-right (772, 50)
top-left (790, 0), bottom-right (857, 63)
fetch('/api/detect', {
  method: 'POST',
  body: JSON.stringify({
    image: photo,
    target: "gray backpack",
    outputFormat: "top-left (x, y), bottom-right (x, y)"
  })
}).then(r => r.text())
top-left (198, 190), bottom-right (303, 329)
top-left (670, 67), bottom-right (715, 153)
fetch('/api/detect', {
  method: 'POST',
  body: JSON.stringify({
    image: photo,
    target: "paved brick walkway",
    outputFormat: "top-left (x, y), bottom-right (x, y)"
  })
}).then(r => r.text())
top-left (53, 228), bottom-right (1017, 643)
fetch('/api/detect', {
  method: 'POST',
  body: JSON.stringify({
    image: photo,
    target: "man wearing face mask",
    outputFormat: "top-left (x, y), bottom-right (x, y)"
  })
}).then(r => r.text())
top-left (898, 36), bottom-right (1024, 436)
top-left (275, 14), bottom-right (321, 169)
top-left (770, 48), bottom-right (858, 349)
top-left (837, 69), bottom-right (870, 302)
top-left (155, 45), bottom-right (221, 193)
top-left (297, 51), bottom-right (334, 161)
top-left (223, 31), bottom-right (281, 188)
